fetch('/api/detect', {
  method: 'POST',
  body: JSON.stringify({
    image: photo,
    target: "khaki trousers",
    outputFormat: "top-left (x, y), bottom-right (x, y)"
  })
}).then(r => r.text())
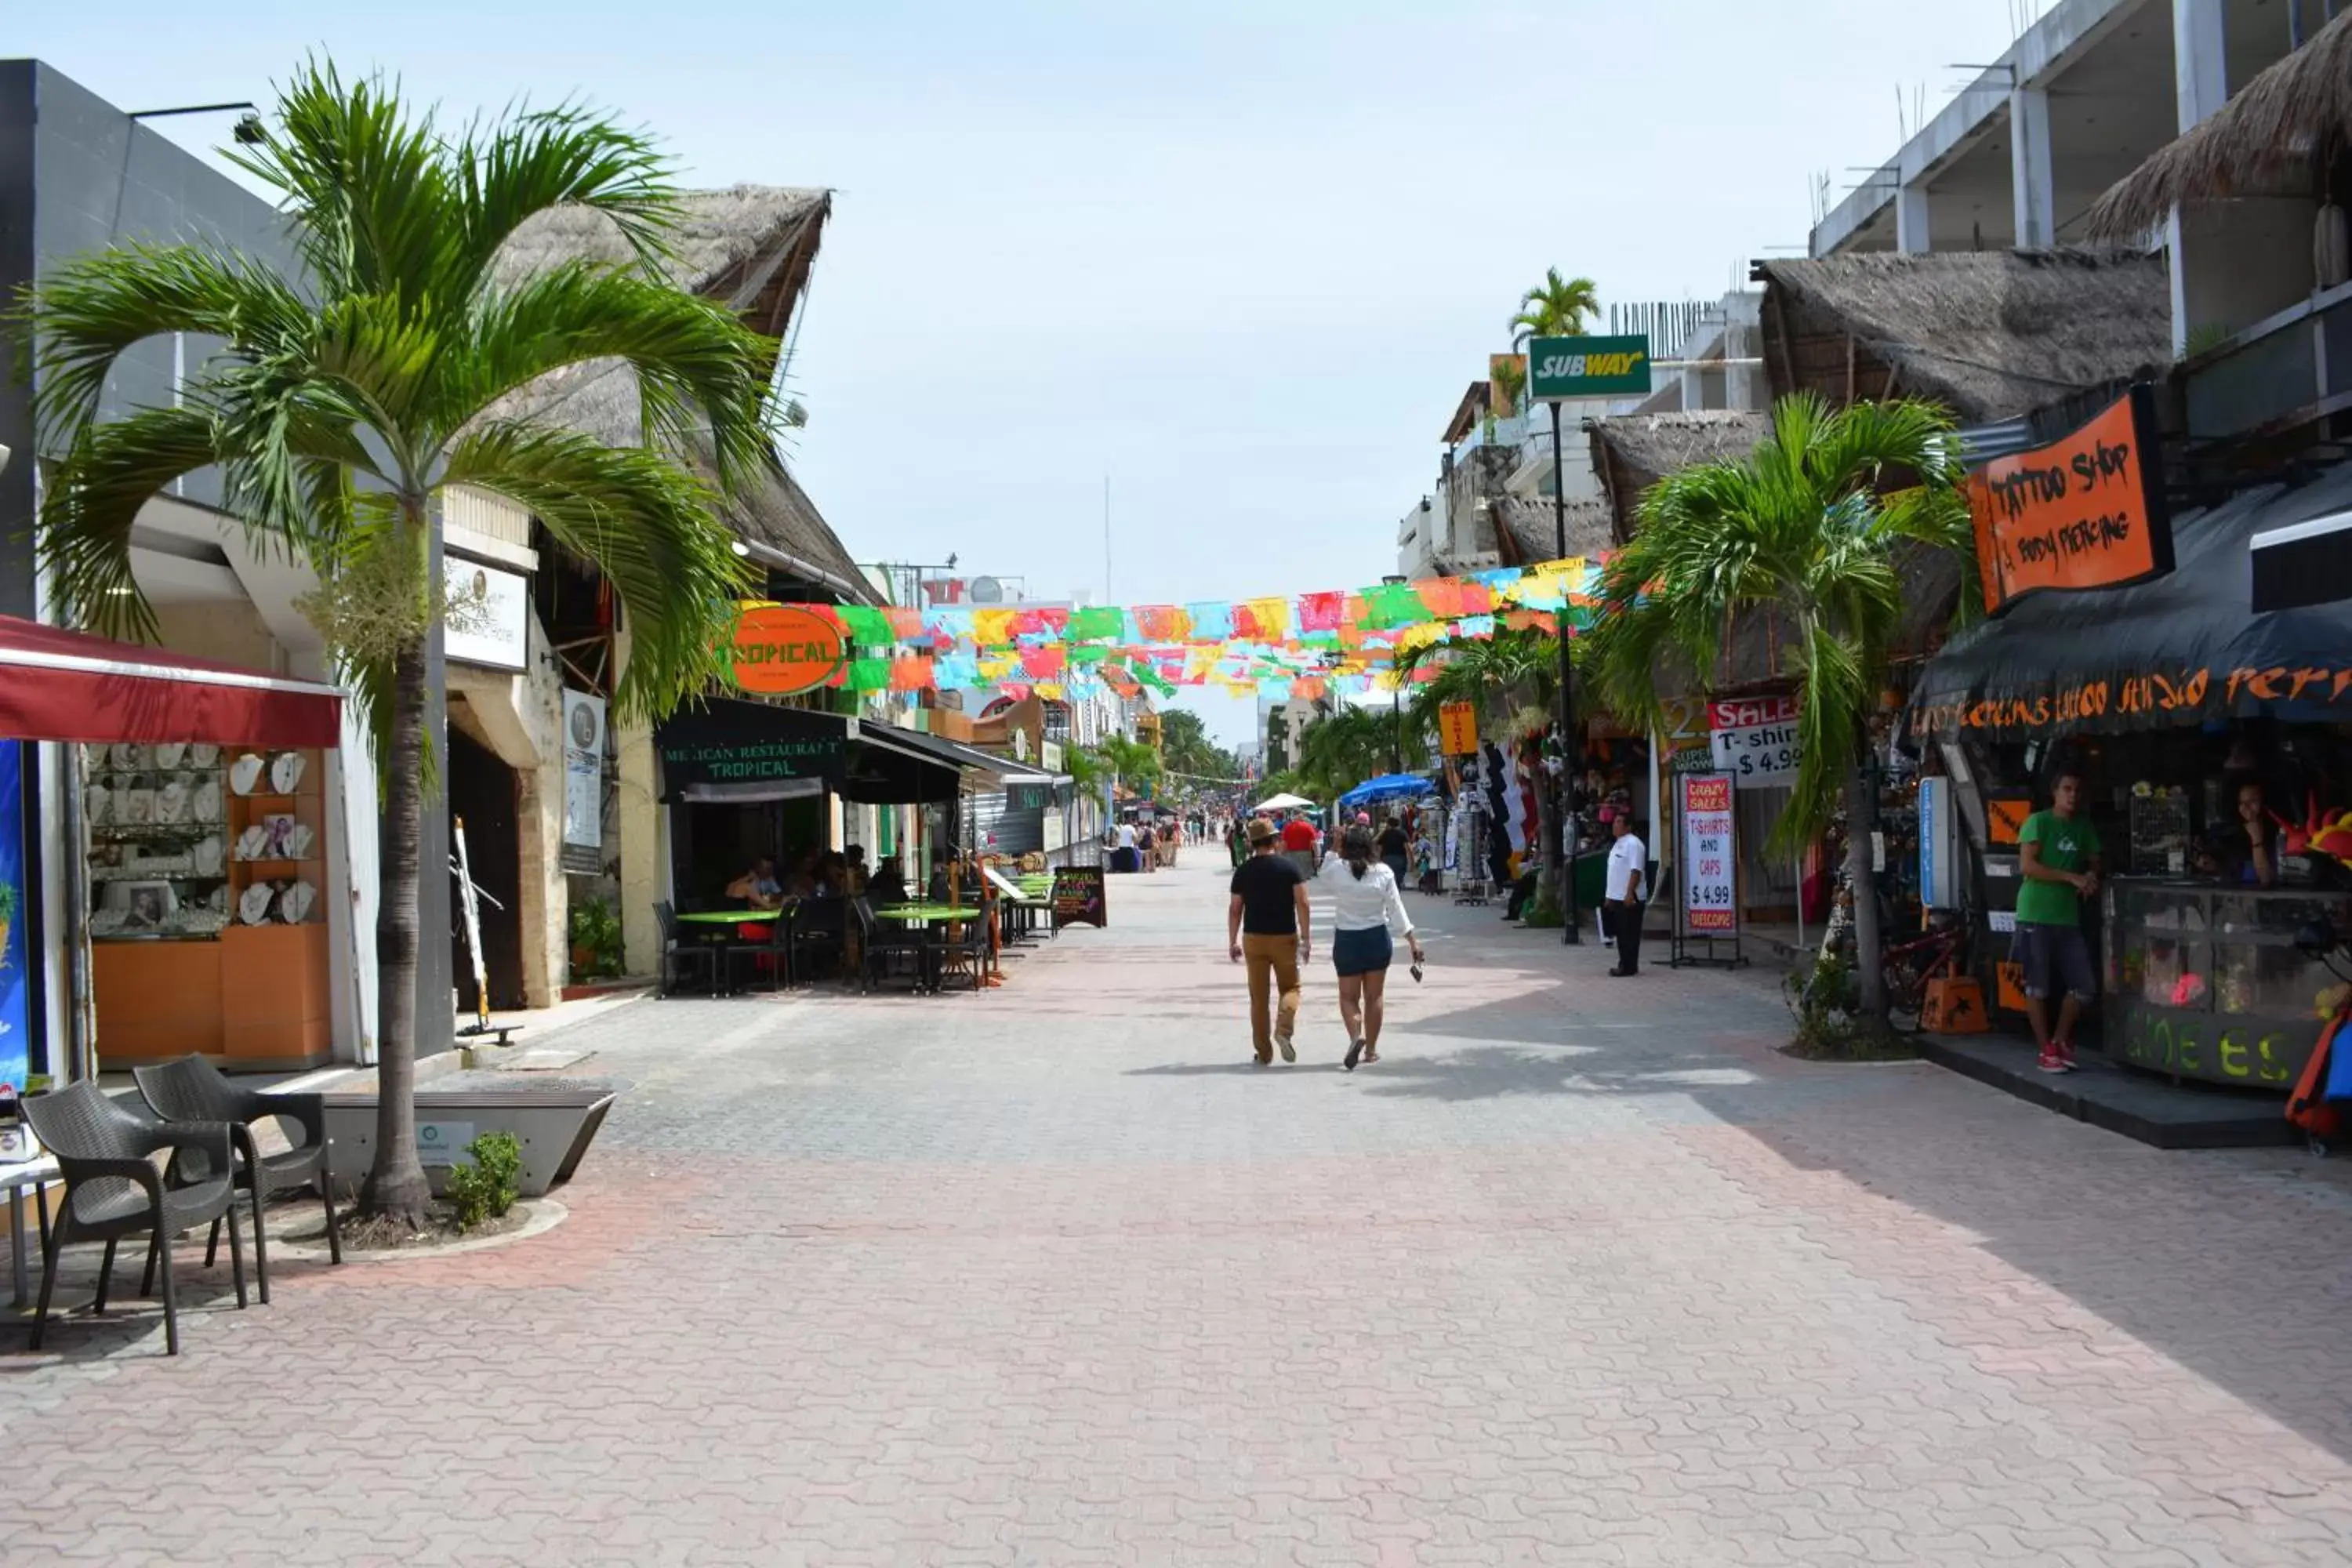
top-left (1243, 932), bottom-right (1302, 1058)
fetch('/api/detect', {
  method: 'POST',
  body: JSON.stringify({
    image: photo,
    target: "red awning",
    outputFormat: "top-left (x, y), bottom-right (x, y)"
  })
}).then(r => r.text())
top-left (0, 614), bottom-right (345, 749)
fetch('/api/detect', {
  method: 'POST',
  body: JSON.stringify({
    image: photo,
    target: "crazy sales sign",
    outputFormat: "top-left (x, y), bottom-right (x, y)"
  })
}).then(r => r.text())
top-left (1966, 386), bottom-right (2174, 615)
top-left (1679, 773), bottom-right (1737, 934)
top-left (1708, 695), bottom-right (1801, 786)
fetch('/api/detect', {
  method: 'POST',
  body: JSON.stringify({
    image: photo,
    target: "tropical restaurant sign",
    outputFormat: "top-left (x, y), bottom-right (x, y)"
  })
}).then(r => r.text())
top-left (730, 604), bottom-right (848, 695)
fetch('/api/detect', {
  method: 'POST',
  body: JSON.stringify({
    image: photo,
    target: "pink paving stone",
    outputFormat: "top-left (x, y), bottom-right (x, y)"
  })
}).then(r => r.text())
top-left (8, 851), bottom-right (2352, 1563)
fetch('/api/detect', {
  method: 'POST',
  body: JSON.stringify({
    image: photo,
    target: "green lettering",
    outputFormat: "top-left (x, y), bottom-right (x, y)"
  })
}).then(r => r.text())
top-left (2220, 1033), bottom-right (2249, 1078)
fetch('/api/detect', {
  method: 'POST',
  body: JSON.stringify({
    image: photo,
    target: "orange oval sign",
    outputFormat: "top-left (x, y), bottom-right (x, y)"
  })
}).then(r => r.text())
top-left (730, 604), bottom-right (846, 695)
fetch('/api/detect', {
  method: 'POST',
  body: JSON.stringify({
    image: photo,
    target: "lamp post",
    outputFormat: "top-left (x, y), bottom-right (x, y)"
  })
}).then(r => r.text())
top-left (1381, 574), bottom-right (1407, 774)
top-left (1550, 401), bottom-right (1581, 945)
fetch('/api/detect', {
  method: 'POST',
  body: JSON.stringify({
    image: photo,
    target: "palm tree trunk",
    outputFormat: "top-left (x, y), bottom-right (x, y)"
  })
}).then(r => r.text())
top-left (1533, 775), bottom-right (1563, 911)
top-left (361, 517), bottom-right (434, 1224)
top-left (1844, 735), bottom-right (1887, 1020)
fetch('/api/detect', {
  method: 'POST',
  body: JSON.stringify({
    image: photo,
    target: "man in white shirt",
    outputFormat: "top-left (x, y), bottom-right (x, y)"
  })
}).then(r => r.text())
top-left (1604, 814), bottom-right (1648, 976)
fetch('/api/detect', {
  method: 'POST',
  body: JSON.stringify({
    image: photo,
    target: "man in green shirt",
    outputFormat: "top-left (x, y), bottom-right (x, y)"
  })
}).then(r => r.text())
top-left (2015, 769), bottom-right (2102, 1073)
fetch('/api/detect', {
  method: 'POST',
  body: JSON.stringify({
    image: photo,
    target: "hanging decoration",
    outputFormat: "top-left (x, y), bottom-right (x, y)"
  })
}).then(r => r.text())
top-left (728, 556), bottom-right (1606, 699)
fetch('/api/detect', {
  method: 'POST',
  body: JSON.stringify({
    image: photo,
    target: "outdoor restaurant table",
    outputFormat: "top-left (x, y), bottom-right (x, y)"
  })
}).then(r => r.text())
top-left (2, 1154), bottom-right (59, 1308)
top-left (672, 908), bottom-right (782, 995)
top-left (873, 902), bottom-right (992, 989)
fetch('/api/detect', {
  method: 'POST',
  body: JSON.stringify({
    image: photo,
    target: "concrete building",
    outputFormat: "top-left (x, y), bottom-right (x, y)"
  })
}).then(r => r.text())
top-left (1808, 0), bottom-right (2321, 356)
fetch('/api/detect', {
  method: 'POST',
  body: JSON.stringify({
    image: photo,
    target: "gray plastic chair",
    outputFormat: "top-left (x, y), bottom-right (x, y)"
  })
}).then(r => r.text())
top-left (135, 1054), bottom-right (342, 1304)
top-left (20, 1081), bottom-right (248, 1356)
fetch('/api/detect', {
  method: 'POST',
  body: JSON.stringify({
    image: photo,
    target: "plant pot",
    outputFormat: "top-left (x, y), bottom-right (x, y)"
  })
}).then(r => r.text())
top-left (570, 942), bottom-right (595, 978)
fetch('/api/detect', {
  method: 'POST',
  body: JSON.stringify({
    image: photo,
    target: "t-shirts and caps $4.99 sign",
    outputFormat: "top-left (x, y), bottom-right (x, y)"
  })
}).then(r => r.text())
top-left (1708, 695), bottom-right (1801, 786)
top-left (1966, 386), bottom-right (2175, 615)
top-left (1679, 774), bottom-right (1737, 933)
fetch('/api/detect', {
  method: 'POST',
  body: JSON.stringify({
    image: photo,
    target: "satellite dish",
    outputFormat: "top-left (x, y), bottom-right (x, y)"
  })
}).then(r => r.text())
top-left (970, 575), bottom-right (1005, 604)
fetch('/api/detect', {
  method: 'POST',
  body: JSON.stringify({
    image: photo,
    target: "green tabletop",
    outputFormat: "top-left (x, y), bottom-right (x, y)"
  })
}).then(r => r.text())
top-left (676, 909), bottom-right (781, 925)
top-left (873, 902), bottom-right (982, 922)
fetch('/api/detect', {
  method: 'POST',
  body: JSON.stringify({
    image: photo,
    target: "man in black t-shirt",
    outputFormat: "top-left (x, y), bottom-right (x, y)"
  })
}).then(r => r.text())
top-left (1229, 818), bottom-right (1312, 1064)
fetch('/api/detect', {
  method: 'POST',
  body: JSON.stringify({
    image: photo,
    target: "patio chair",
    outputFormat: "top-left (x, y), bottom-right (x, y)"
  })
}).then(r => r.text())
top-left (936, 903), bottom-right (993, 994)
top-left (725, 906), bottom-right (791, 994)
top-left (655, 901), bottom-right (718, 997)
top-left (791, 897), bottom-right (849, 984)
top-left (853, 898), bottom-right (930, 993)
top-left (133, 1054), bottom-right (342, 1305)
top-left (20, 1080), bottom-right (249, 1356)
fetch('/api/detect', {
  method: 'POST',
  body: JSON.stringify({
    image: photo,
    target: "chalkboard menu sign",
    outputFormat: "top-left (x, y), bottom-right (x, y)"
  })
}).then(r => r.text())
top-left (1052, 866), bottom-right (1107, 928)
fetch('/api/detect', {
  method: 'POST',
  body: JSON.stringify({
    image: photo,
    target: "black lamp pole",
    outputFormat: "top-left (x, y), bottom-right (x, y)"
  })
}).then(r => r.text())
top-left (1551, 400), bottom-right (1581, 945)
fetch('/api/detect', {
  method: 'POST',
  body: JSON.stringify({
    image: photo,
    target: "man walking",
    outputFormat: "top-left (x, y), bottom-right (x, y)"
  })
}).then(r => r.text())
top-left (1604, 813), bottom-right (1647, 976)
top-left (1229, 817), bottom-right (1312, 1063)
top-left (2016, 768), bottom-right (2102, 1073)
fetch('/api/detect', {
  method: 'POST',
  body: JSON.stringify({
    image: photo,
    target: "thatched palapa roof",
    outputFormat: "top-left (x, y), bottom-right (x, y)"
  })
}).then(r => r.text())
top-left (2086, 13), bottom-right (2352, 240)
top-left (1755, 250), bottom-right (2171, 423)
top-left (492, 185), bottom-right (874, 601)
top-left (1494, 494), bottom-right (1612, 568)
top-left (1588, 410), bottom-right (1769, 543)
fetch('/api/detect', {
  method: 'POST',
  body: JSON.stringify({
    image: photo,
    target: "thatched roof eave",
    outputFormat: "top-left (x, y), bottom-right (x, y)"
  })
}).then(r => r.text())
top-left (2086, 14), bottom-right (2352, 240)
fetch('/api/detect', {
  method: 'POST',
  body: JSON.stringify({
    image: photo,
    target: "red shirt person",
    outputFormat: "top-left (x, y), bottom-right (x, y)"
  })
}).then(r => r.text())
top-left (1280, 815), bottom-right (1319, 852)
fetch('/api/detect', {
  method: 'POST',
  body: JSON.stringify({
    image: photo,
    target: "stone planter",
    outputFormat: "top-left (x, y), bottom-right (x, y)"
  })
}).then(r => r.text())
top-left (320, 1073), bottom-right (622, 1198)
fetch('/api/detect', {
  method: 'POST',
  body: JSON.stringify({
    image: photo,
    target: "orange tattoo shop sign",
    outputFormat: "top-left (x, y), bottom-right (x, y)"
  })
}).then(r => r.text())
top-left (1967, 387), bottom-right (2173, 615)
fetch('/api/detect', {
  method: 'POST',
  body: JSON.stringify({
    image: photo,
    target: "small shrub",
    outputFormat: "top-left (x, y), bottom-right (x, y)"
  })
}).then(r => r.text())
top-left (446, 1131), bottom-right (522, 1230)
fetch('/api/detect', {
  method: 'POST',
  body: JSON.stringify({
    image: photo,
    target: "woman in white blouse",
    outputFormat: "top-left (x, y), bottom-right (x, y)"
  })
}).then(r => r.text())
top-left (1319, 826), bottom-right (1425, 1070)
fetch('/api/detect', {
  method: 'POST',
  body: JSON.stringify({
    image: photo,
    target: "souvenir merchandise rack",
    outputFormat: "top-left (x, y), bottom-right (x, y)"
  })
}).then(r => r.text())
top-left (87, 743), bottom-right (332, 1072)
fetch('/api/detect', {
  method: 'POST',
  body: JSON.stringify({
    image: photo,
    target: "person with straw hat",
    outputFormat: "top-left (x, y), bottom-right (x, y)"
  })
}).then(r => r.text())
top-left (1229, 816), bottom-right (1312, 1065)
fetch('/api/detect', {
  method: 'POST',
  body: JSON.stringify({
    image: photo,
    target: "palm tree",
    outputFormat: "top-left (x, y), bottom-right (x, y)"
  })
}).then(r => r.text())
top-left (27, 64), bottom-right (771, 1221)
top-left (1510, 268), bottom-right (1601, 346)
top-left (1586, 394), bottom-right (1976, 1019)
top-left (1294, 704), bottom-right (1400, 801)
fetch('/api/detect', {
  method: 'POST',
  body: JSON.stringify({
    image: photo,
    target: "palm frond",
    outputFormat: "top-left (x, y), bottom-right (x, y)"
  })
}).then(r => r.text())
top-left (37, 405), bottom-right (223, 639)
top-left (452, 101), bottom-right (678, 292)
top-left (440, 420), bottom-right (750, 720)
top-left (444, 261), bottom-right (781, 483)
top-left (24, 244), bottom-right (314, 448)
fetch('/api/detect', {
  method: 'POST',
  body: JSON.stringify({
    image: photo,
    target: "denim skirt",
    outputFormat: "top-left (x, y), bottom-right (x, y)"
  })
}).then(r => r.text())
top-left (1331, 925), bottom-right (1394, 978)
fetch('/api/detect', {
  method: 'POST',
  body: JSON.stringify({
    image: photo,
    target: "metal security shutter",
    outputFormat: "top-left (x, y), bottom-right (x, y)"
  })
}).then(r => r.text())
top-left (971, 790), bottom-right (1044, 857)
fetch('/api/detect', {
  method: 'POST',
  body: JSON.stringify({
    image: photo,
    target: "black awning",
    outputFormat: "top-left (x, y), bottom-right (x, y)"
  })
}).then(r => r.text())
top-left (842, 723), bottom-right (963, 804)
top-left (1912, 463), bottom-right (2352, 741)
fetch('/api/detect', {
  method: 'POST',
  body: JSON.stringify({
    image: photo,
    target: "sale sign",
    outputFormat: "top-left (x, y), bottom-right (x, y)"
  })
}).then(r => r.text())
top-left (1708, 694), bottom-right (1801, 786)
top-left (1679, 773), bottom-right (1737, 935)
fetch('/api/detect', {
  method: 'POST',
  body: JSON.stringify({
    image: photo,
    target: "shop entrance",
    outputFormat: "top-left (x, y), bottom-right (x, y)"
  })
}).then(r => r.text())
top-left (448, 727), bottom-right (524, 1012)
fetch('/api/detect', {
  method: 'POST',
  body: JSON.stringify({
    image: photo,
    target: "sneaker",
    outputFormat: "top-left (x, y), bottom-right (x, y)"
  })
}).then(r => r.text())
top-left (2056, 1040), bottom-right (2080, 1072)
top-left (1276, 1032), bottom-right (1297, 1064)
top-left (2037, 1047), bottom-right (2067, 1074)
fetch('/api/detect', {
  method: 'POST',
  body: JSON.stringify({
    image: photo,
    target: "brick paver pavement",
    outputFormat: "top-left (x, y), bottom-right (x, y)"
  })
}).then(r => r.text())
top-left (10, 851), bottom-right (2352, 1564)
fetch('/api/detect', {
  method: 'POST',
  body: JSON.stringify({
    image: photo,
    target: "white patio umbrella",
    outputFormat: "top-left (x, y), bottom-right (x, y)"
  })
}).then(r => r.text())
top-left (1253, 792), bottom-right (1315, 813)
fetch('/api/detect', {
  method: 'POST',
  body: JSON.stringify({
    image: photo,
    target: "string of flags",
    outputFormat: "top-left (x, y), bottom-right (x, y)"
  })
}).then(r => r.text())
top-left (753, 556), bottom-right (1607, 702)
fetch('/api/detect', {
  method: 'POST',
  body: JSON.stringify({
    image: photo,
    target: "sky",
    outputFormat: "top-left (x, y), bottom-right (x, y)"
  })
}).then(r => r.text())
top-left (16, 0), bottom-right (2040, 745)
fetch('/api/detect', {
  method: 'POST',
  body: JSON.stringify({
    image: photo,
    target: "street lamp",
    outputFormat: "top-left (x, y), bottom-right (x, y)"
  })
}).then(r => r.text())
top-left (1548, 399), bottom-right (1581, 945)
top-left (129, 100), bottom-right (267, 144)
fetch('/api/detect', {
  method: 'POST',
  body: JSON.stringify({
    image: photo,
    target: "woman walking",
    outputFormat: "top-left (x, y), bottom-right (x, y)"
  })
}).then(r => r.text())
top-left (1320, 826), bottom-right (1425, 1071)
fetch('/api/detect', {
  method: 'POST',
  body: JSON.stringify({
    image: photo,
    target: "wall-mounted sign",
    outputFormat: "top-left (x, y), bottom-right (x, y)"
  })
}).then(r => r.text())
top-left (1529, 334), bottom-right (1653, 400)
top-left (561, 690), bottom-right (604, 876)
top-left (730, 604), bottom-right (846, 695)
top-left (1679, 773), bottom-right (1737, 935)
top-left (1707, 695), bottom-right (1801, 787)
top-left (1438, 701), bottom-right (1479, 757)
top-left (444, 557), bottom-right (529, 670)
top-left (1967, 387), bottom-right (2172, 615)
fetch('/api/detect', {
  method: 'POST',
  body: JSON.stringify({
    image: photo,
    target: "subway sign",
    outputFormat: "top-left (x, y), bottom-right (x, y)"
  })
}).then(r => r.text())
top-left (1528, 334), bottom-right (1653, 400)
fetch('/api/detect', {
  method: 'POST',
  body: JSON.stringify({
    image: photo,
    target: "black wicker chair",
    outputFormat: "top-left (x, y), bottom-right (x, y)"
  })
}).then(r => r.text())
top-left (655, 900), bottom-right (718, 997)
top-left (134, 1054), bottom-right (342, 1305)
top-left (853, 898), bottom-right (931, 993)
top-left (20, 1081), bottom-right (249, 1356)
